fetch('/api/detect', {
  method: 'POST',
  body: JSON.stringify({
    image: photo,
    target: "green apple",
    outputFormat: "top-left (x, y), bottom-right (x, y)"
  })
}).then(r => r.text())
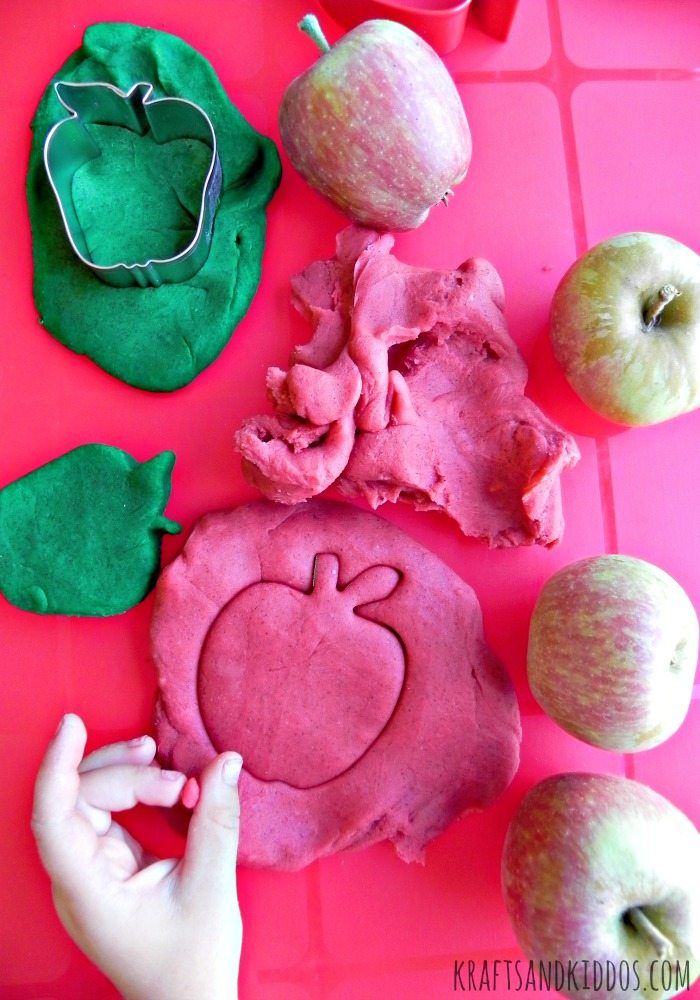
top-left (550, 233), bottom-right (700, 425)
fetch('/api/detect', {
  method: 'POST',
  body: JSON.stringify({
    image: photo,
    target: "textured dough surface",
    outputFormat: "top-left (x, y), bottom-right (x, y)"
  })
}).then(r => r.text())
top-left (152, 499), bottom-right (521, 870)
top-left (27, 22), bottom-right (281, 391)
top-left (235, 227), bottom-right (579, 547)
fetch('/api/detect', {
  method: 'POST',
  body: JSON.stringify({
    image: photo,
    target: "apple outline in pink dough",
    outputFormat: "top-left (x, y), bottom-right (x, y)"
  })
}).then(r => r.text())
top-left (197, 552), bottom-right (405, 789)
top-left (152, 499), bottom-right (522, 870)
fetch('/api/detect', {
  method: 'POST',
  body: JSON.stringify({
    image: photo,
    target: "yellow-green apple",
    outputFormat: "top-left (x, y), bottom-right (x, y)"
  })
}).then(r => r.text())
top-left (550, 233), bottom-right (700, 425)
top-left (279, 15), bottom-right (471, 231)
top-left (502, 773), bottom-right (700, 1000)
top-left (527, 555), bottom-right (698, 752)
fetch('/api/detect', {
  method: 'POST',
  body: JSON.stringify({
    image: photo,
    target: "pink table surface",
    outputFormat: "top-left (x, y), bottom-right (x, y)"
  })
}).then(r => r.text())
top-left (1, 1), bottom-right (698, 997)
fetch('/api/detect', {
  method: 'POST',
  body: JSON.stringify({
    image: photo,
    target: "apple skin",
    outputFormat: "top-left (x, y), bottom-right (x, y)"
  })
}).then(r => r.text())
top-left (527, 555), bottom-right (698, 752)
top-left (279, 18), bottom-right (471, 231)
top-left (502, 773), bottom-right (700, 1000)
top-left (550, 233), bottom-right (700, 425)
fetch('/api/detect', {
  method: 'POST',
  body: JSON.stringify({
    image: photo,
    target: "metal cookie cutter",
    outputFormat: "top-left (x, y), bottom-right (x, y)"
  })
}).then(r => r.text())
top-left (43, 81), bottom-right (222, 288)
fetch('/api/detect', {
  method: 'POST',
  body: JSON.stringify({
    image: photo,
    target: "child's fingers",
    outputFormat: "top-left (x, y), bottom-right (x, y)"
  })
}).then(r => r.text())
top-left (104, 820), bottom-right (155, 868)
top-left (78, 735), bottom-right (156, 774)
top-left (33, 714), bottom-right (87, 829)
top-left (129, 856), bottom-right (180, 890)
top-left (178, 753), bottom-right (241, 905)
top-left (77, 739), bottom-right (161, 836)
top-left (78, 764), bottom-right (186, 812)
top-left (32, 714), bottom-right (94, 883)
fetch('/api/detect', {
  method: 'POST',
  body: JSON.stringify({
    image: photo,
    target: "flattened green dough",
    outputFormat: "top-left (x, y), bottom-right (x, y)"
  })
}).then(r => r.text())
top-left (72, 126), bottom-right (212, 267)
top-left (0, 445), bottom-right (180, 616)
top-left (27, 23), bottom-right (281, 391)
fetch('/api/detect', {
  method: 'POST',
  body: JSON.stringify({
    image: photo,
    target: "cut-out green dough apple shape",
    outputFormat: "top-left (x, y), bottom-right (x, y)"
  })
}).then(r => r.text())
top-left (27, 22), bottom-right (281, 391)
top-left (0, 445), bottom-right (180, 616)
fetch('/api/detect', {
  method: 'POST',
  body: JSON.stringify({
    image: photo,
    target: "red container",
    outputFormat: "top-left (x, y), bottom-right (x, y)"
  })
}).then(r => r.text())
top-left (319, 0), bottom-right (472, 54)
top-left (471, 0), bottom-right (519, 41)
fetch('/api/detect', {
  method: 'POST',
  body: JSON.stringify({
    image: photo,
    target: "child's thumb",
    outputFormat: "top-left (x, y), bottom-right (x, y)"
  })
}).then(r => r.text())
top-left (180, 752), bottom-right (242, 899)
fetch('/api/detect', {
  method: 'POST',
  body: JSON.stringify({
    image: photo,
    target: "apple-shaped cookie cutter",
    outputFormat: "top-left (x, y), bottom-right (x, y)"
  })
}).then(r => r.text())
top-left (43, 80), bottom-right (222, 288)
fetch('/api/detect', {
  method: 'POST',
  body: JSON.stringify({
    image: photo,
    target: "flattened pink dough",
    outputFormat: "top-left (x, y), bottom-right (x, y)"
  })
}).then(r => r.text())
top-left (152, 500), bottom-right (521, 870)
top-left (234, 227), bottom-right (579, 547)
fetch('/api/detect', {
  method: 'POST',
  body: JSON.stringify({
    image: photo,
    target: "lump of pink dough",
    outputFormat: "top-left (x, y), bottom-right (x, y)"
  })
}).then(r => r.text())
top-left (233, 225), bottom-right (579, 546)
top-left (388, 370), bottom-right (418, 425)
top-left (289, 228), bottom-right (394, 370)
top-left (339, 332), bottom-right (579, 547)
top-left (152, 500), bottom-right (521, 870)
top-left (234, 412), bottom-right (355, 504)
top-left (351, 255), bottom-right (508, 432)
top-left (266, 351), bottom-right (361, 426)
top-left (342, 250), bottom-right (579, 544)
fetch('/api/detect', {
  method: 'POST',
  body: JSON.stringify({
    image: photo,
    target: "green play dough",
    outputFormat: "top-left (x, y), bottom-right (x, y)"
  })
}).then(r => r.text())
top-left (72, 127), bottom-right (212, 266)
top-left (0, 445), bottom-right (180, 616)
top-left (27, 23), bottom-right (281, 391)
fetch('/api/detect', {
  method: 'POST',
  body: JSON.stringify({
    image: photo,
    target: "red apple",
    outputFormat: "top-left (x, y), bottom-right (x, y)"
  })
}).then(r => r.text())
top-left (527, 555), bottom-right (698, 752)
top-left (502, 773), bottom-right (700, 999)
top-left (550, 233), bottom-right (700, 425)
top-left (279, 15), bottom-right (471, 231)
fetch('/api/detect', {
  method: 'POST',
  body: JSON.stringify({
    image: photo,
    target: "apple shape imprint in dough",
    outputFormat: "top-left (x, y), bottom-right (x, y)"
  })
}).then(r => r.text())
top-left (198, 553), bottom-right (403, 788)
top-left (152, 500), bottom-right (521, 870)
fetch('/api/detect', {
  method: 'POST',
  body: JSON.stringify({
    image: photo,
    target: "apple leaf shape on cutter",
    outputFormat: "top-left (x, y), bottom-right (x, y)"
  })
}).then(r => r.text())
top-left (235, 226), bottom-right (580, 547)
top-left (0, 445), bottom-right (180, 616)
top-left (27, 22), bottom-right (281, 391)
top-left (152, 499), bottom-right (521, 870)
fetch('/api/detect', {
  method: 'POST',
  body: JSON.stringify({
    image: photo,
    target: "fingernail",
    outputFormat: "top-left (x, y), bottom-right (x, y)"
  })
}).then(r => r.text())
top-left (128, 735), bottom-right (151, 747)
top-left (222, 754), bottom-right (243, 786)
top-left (181, 776), bottom-right (200, 810)
top-left (161, 769), bottom-right (184, 781)
top-left (56, 713), bottom-right (79, 735)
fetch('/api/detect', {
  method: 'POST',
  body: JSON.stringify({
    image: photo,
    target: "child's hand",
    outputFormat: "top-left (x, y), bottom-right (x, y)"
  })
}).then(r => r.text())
top-left (32, 714), bottom-right (242, 1000)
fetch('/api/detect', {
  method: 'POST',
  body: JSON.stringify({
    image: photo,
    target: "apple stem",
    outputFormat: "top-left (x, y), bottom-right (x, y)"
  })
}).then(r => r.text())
top-left (643, 284), bottom-right (681, 330)
top-left (311, 552), bottom-right (340, 595)
top-left (626, 907), bottom-right (674, 958)
top-left (298, 14), bottom-right (331, 55)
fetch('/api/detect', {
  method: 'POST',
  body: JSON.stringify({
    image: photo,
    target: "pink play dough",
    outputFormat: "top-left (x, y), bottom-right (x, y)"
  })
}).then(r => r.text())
top-left (152, 500), bottom-right (521, 870)
top-left (235, 227), bottom-right (579, 548)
